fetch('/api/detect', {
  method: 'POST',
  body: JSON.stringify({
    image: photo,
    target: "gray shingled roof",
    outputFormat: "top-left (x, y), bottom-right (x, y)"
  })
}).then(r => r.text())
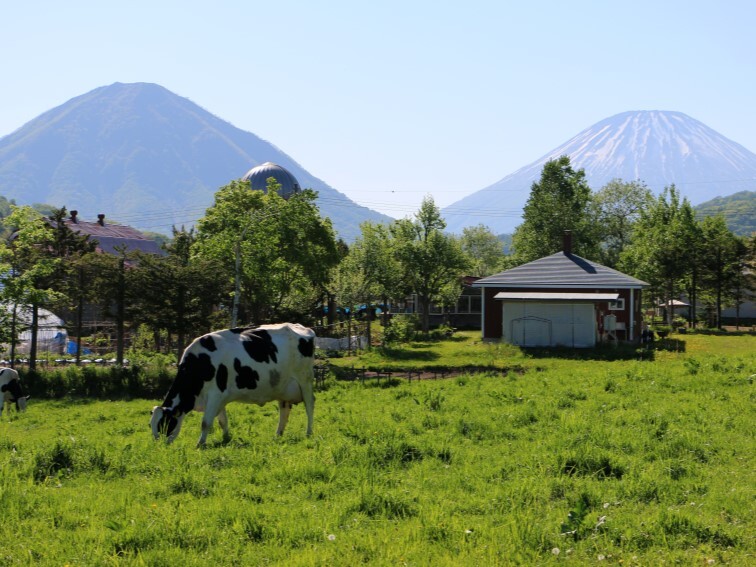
top-left (63, 216), bottom-right (163, 255)
top-left (473, 252), bottom-right (649, 289)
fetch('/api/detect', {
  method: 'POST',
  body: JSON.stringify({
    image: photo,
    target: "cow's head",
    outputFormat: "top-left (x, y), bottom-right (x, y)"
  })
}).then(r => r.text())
top-left (15, 395), bottom-right (29, 412)
top-left (150, 406), bottom-right (184, 442)
top-left (1, 378), bottom-right (28, 414)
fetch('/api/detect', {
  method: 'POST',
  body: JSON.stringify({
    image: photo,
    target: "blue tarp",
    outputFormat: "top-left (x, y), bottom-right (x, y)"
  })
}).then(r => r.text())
top-left (66, 341), bottom-right (92, 355)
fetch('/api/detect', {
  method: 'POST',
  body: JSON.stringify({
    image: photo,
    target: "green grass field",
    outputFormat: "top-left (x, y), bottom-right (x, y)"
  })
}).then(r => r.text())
top-left (1, 332), bottom-right (754, 565)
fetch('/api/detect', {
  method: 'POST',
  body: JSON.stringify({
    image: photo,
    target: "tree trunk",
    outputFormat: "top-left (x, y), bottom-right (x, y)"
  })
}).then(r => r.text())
top-left (116, 257), bottom-right (125, 365)
top-left (420, 294), bottom-right (431, 335)
top-left (9, 305), bottom-right (17, 369)
top-left (29, 303), bottom-right (39, 371)
top-left (365, 305), bottom-right (372, 351)
top-left (76, 267), bottom-right (84, 365)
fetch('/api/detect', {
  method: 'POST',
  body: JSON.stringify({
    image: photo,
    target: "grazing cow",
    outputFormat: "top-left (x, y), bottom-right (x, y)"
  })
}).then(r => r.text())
top-left (151, 323), bottom-right (316, 446)
top-left (1, 367), bottom-right (29, 417)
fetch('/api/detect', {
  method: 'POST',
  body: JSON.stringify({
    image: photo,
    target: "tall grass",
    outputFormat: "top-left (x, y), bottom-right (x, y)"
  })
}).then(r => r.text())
top-left (0, 332), bottom-right (753, 565)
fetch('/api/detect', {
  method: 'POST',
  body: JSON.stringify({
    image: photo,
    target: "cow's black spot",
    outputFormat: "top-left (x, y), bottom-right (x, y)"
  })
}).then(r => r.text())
top-left (234, 358), bottom-right (260, 390)
top-left (298, 337), bottom-right (314, 358)
top-left (217, 363), bottom-right (228, 392)
top-left (162, 352), bottom-right (216, 415)
top-left (200, 335), bottom-right (217, 352)
top-left (241, 329), bottom-right (278, 364)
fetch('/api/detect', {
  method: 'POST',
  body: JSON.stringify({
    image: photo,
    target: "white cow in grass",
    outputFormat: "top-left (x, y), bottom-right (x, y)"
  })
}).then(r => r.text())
top-left (150, 323), bottom-right (316, 447)
top-left (1, 367), bottom-right (29, 417)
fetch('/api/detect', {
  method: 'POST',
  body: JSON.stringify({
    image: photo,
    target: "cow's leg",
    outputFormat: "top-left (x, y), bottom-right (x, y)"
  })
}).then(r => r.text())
top-left (276, 400), bottom-right (292, 436)
top-left (198, 398), bottom-right (222, 448)
top-left (217, 406), bottom-right (230, 442)
top-left (300, 380), bottom-right (315, 437)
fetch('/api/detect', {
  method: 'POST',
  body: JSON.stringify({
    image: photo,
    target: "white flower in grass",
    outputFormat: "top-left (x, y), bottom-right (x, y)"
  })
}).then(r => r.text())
top-left (551, 548), bottom-right (560, 556)
top-left (327, 534), bottom-right (336, 541)
top-left (598, 554), bottom-right (606, 561)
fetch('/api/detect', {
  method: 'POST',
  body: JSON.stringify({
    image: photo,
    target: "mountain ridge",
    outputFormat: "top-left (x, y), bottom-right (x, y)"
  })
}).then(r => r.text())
top-left (0, 82), bottom-right (392, 241)
top-left (442, 110), bottom-right (756, 234)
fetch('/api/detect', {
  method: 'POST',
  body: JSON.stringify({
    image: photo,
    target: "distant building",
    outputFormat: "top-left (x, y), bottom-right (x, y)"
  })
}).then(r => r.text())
top-left (242, 162), bottom-right (301, 200)
top-left (62, 210), bottom-right (163, 255)
top-left (401, 276), bottom-right (483, 329)
top-left (473, 232), bottom-right (649, 347)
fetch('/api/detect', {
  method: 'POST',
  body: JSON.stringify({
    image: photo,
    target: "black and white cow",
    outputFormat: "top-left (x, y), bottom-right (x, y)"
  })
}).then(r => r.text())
top-left (150, 322), bottom-right (317, 446)
top-left (1, 367), bottom-right (29, 417)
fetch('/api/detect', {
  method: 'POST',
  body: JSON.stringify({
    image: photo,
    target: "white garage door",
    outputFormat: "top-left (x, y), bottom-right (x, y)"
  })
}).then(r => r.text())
top-left (503, 302), bottom-right (596, 347)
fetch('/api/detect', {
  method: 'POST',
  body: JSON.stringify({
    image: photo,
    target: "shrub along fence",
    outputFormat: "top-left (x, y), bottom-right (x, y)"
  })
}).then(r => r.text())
top-left (16, 365), bottom-right (175, 401)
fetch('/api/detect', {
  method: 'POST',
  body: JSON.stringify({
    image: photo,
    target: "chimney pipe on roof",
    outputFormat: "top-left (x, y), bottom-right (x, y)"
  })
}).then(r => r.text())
top-left (563, 230), bottom-right (572, 255)
top-left (97, 214), bottom-right (105, 226)
top-left (70, 210), bottom-right (78, 223)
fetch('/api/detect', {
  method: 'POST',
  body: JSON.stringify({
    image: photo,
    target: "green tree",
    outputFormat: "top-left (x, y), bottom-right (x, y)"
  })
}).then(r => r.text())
top-left (592, 179), bottom-right (654, 268)
top-left (391, 197), bottom-right (469, 334)
top-left (0, 206), bottom-right (65, 369)
top-left (332, 221), bottom-right (400, 348)
top-left (511, 156), bottom-right (597, 263)
top-left (698, 215), bottom-right (746, 328)
top-left (194, 178), bottom-right (340, 326)
top-left (620, 186), bottom-right (698, 325)
top-left (129, 227), bottom-right (226, 361)
top-left (460, 224), bottom-right (508, 277)
top-left (85, 247), bottom-right (133, 365)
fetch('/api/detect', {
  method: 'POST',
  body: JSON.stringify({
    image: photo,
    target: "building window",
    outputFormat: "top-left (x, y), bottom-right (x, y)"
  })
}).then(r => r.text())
top-left (456, 297), bottom-right (470, 313)
top-left (608, 298), bottom-right (625, 311)
top-left (470, 296), bottom-right (482, 314)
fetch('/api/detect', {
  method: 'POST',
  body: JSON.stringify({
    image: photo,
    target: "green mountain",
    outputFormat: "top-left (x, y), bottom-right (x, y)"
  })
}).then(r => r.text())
top-left (0, 82), bottom-right (392, 241)
top-left (695, 191), bottom-right (755, 236)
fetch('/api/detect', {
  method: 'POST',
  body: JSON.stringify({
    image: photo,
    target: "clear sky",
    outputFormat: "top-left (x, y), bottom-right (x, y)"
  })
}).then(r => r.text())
top-left (2, 0), bottom-right (754, 219)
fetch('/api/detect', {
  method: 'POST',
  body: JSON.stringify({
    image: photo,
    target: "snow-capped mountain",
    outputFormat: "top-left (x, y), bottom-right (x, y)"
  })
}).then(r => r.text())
top-left (442, 111), bottom-right (756, 235)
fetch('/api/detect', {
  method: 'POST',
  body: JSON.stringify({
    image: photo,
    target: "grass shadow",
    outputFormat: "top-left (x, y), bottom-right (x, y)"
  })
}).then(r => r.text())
top-left (373, 347), bottom-right (440, 362)
top-left (521, 343), bottom-right (659, 361)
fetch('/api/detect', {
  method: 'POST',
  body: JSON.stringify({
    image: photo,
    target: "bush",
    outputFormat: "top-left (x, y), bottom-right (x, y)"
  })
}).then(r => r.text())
top-left (382, 315), bottom-right (420, 345)
top-left (17, 365), bottom-right (174, 400)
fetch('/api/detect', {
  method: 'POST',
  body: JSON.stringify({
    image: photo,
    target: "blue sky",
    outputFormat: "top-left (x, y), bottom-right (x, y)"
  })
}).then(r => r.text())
top-left (2, 0), bottom-right (754, 218)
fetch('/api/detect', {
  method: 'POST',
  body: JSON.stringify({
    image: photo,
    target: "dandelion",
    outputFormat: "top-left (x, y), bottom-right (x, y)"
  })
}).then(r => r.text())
top-left (707, 560), bottom-right (715, 565)
top-left (552, 548), bottom-right (560, 556)
top-left (465, 529), bottom-right (473, 535)
top-left (603, 502), bottom-right (610, 509)
top-left (598, 554), bottom-right (606, 561)
top-left (151, 503), bottom-right (158, 509)
top-left (327, 534), bottom-right (336, 541)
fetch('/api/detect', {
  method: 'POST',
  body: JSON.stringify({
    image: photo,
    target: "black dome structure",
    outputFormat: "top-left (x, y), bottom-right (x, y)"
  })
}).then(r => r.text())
top-left (241, 162), bottom-right (301, 200)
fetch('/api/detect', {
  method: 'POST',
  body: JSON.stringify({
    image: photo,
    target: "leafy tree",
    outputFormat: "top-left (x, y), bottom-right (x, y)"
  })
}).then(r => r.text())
top-left (46, 207), bottom-right (97, 364)
top-left (332, 221), bottom-right (400, 347)
top-left (698, 215), bottom-right (746, 328)
top-left (193, 178), bottom-right (340, 326)
top-left (391, 197), bottom-right (469, 334)
top-left (128, 227), bottom-right (226, 361)
top-left (0, 206), bottom-right (66, 369)
top-left (620, 186), bottom-right (698, 325)
top-left (592, 179), bottom-right (654, 268)
top-left (511, 156), bottom-right (597, 263)
top-left (85, 247), bottom-right (133, 365)
top-left (460, 224), bottom-right (508, 276)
